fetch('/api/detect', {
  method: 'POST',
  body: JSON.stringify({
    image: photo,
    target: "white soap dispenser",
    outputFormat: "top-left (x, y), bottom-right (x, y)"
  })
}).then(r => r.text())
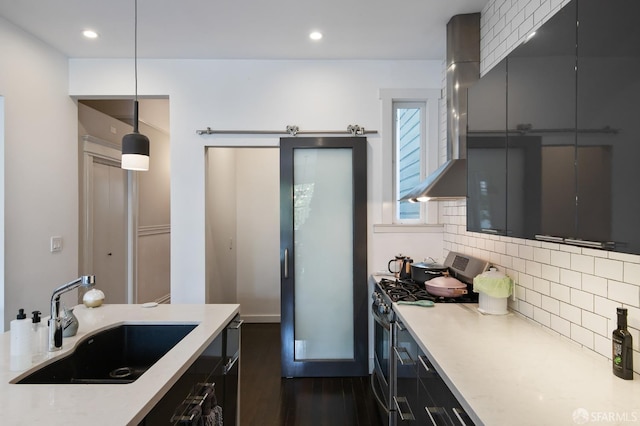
top-left (10, 308), bottom-right (32, 371)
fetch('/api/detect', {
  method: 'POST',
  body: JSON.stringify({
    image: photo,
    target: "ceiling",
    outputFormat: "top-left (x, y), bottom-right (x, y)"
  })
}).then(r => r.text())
top-left (0, 0), bottom-right (488, 60)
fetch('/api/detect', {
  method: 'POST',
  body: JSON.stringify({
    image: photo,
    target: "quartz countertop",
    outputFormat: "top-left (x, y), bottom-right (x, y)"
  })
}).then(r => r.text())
top-left (395, 302), bottom-right (640, 425)
top-left (0, 303), bottom-right (240, 426)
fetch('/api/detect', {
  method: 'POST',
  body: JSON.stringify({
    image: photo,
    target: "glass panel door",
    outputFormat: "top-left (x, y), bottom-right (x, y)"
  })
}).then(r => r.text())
top-left (293, 148), bottom-right (354, 360)
top-left (280, 137), bottom-right (368, 377)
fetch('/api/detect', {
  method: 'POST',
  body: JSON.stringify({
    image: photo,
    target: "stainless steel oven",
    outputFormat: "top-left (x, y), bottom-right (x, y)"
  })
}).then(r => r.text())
top-left (371, 251), bottom-right (489, 426)
top-left (371, 284), bottom-right (396, 424)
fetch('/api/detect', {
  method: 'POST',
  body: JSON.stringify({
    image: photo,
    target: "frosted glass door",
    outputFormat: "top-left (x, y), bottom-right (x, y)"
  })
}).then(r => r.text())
top-left (280, 137), bottom-right (368, 377)
top-left (293, 148), bottom-right (353, 360)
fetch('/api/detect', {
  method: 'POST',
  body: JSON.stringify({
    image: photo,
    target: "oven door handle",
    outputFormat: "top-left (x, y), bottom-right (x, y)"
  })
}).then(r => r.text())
top-left (371, 305), bottom-right (391, 331)
top-left (370, 371), bottom-right (390, 414)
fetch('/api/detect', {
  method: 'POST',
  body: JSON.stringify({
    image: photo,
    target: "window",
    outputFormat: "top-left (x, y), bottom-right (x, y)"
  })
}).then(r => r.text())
top-left (379, 88), bottom-right (439, 228)
top-left (394, 102), bottom-right (425, 222)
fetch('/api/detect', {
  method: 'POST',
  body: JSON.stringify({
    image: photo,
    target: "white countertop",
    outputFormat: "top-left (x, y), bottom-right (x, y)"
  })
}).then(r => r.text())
top-left (395, 302), bottom-right (640, 426)
top-left (0, 303), bottom-right (240, 426)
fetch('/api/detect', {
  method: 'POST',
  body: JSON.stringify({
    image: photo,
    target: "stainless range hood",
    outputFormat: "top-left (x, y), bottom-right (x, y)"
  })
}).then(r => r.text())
top-left (401, 13), bottom-right (479, 202)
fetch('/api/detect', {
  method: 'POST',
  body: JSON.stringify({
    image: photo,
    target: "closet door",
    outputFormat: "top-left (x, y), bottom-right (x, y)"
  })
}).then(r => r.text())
top-left (280, 137), bottom-right (368, 377)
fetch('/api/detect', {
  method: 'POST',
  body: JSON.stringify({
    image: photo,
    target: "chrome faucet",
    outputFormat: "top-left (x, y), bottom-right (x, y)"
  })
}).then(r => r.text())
top-left (49, 275), bottom-right (95, 351)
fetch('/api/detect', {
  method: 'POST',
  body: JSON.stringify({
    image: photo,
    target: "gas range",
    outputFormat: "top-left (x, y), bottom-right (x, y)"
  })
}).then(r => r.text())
top-left (372, 251), bottom-right (490, 320)
top-left (377, 277), bottom-right (480, 304)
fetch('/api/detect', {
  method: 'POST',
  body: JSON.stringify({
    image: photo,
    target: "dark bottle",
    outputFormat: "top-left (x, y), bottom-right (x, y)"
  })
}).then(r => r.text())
top-left (612, 308), bottom-right (633, 380)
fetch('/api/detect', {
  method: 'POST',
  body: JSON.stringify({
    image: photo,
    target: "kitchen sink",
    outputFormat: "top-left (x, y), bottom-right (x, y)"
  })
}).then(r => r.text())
top-left (15, 324), bottom-right (197, 384)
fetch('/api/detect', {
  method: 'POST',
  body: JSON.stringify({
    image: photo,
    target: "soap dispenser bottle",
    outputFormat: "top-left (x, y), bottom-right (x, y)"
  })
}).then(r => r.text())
top-left (10, 308), bottom-right (32, 371)
top-left (612, 307), bottom-right (633, 380)
top-left (31, 311), bottom-right (48, 363)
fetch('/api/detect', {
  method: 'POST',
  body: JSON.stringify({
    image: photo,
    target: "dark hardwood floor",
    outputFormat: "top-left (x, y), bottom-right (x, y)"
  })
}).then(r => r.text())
top-left (240, 323), bottom-right (383, 426)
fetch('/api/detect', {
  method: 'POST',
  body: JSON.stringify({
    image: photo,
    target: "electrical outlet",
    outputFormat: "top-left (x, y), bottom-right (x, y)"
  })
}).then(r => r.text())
top-left (50, 236), bottom-right (63, 253)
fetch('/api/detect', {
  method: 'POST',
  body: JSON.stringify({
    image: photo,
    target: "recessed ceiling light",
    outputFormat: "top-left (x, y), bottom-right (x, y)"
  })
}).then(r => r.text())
top-left (83, 30), bottom-right (99, 39)
top-left (309, 31), bottom-right (323, 41)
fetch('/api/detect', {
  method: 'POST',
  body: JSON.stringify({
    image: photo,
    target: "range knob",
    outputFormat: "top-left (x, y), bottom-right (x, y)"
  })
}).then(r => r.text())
top-left (378, 303), bottom-right (390, 315)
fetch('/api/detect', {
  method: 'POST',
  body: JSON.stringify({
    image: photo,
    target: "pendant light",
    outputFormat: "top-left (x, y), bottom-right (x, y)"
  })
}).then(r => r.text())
top-left (121, 0), bottom-right (150, 171)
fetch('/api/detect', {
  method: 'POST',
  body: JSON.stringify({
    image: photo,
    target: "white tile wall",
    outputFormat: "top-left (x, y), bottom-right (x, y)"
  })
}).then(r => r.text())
top-left (439, 0), bottom-right (640, 373)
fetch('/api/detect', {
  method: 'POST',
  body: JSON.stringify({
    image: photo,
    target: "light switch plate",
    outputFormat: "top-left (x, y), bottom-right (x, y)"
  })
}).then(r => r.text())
top-left (50, 236), bottom-right (63, 253)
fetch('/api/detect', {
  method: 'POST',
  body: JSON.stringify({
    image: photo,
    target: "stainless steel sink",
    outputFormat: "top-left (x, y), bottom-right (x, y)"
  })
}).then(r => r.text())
top-left (15, 324), bottom-right (197, 384)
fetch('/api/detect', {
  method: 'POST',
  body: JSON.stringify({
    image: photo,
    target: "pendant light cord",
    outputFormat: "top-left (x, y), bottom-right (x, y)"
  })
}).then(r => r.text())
top-left (134, 0), bottom-right (138, 102)
top-left (133, 0), bottom-right (139, 132)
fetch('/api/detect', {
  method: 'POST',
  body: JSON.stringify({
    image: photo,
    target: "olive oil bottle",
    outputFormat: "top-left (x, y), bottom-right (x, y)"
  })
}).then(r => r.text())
top-left (612, 308), bottom-right (633, 380)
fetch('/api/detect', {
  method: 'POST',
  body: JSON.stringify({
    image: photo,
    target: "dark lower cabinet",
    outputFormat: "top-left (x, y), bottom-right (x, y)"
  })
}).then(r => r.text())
top-left (141, 315), bottom-right (242, 425)
top-left (393, 320), bottom-right (474, 426)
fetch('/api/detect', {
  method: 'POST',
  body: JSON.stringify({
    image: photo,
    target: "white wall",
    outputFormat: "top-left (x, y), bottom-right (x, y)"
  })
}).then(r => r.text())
top-left (69, 59), bottom-right (446, 304)
top-left (0, 97), bottom-right (4, 330)
top-left (0, 17), bottom-right (79, 328)
top-left (442, 0), bottom-right (639, 374)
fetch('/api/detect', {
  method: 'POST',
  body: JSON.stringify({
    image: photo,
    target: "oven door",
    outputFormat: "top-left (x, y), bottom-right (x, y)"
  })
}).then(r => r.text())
top-left (371, 304), bottom-right (393, 418)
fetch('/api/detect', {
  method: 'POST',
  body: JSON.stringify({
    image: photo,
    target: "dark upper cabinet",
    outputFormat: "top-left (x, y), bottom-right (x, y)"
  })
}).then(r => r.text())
top-left (467, 59), bottom-right (507, 235)
top-left (467, 0), bottom-right (640, 254)
top-left (576, 0), bottom-right (640, 252)
top-left (506, 0), bottom-right (577, 240)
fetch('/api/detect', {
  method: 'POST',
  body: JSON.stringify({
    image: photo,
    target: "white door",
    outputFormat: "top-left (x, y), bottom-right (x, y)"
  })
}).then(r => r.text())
top-left (91, 160), bottom-right (127, 303)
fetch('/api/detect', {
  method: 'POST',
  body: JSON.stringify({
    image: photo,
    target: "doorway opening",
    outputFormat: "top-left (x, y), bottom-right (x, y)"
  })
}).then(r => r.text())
top-left (77, 98), bottom-right (170, 304)
top-left (205, 147), bottom-right (280, 322)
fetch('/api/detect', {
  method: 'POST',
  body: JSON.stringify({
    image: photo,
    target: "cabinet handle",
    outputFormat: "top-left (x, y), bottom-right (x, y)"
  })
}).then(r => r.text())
top-left (451, 407), bottom-right (468, 426)
top-left (393, 396), bottom-right (415, 421)
top-left (396, 321), bottom-right (406, 332)
top-left (417, 355), bottom-right (431, 373)
top-left (535, 234), bottom-right (564, 243)
top-left (481, 228), bottom-right (500, 234)
top-left (564, 238), bottom-right (615, 250)
top-left (284, 248), bottom-right (289, 279)
top-left (224, 354), bottom-right (239, 375)
top-left (228, 319), bottom-right (244, 330)
top-left (425, 406), bottom-right (446, 426)
top-left (393, 346), bottom-right (415, 366)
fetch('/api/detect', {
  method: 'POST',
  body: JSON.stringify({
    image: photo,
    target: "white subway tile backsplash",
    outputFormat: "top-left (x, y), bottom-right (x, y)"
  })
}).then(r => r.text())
top-left (534, 307), bottom-right (551, 328)
top-left (519, 244), bottom-right (534, 260)
top-left (541, 295), bottom-right (560, 316)
top-left (507, 242), bottom-right (519, 257)
top-left (559, 244), bottom-right (581, 254)
top-left (518, 273), bottom-right (533, 290)
top-left (550, 283), bottom-right (571, 303)
top-left (526, 260), bottom-right (542, 277)
top-left (571, 253), bottom-right (595, 275)
top-left (594, 334), bottom-right (611, 359)
top-left (582, 311), bottom-right (608, 337)
top-left (533, 277), bottom-right (550, 296)
top-left (550, 250), bottom-right (571, 269)
top-left (582, 248), bottom-right (608, 259)
top-left (571, 323), bottom-right (594, 350)
top-left (541, 264), bottom-right (560, 283)
top-left (534, 247), bottom-right (551, 264)
top-left (560, 269), bottom-right (581, 289)
top-left (609, 251), bottom-right (640, 264)
top-left (526, 289), bottom-right (542, 307)
top-left (581, 274), bottom-right (607, 298)
top-left (594, 296), bottom-right (620, 330)
top-left (594, 258), bottom-right (623, 281)
top-left (570, 288), bottom-right (594, 311)
top-left (512, 257), bottom-right (526, 273)
top-left (560, 302), bottom-right (581, 324)
top-left (624, 262), bottom-right (640, 285)
top-left (519, 300), bottom-right (534, 318)
top-left (550, 314), bottom-right (571, 337)
top-left (608, 280), bottom-right (640, 307)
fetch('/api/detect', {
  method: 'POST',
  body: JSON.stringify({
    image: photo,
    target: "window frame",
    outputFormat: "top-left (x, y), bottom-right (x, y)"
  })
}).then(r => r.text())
top-left (379, 89), bottom-right (440, 227)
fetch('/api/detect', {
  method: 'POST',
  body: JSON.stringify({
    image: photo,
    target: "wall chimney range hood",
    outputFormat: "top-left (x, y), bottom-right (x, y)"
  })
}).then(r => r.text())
top-left (401, 13), bottom-right (479, 202)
